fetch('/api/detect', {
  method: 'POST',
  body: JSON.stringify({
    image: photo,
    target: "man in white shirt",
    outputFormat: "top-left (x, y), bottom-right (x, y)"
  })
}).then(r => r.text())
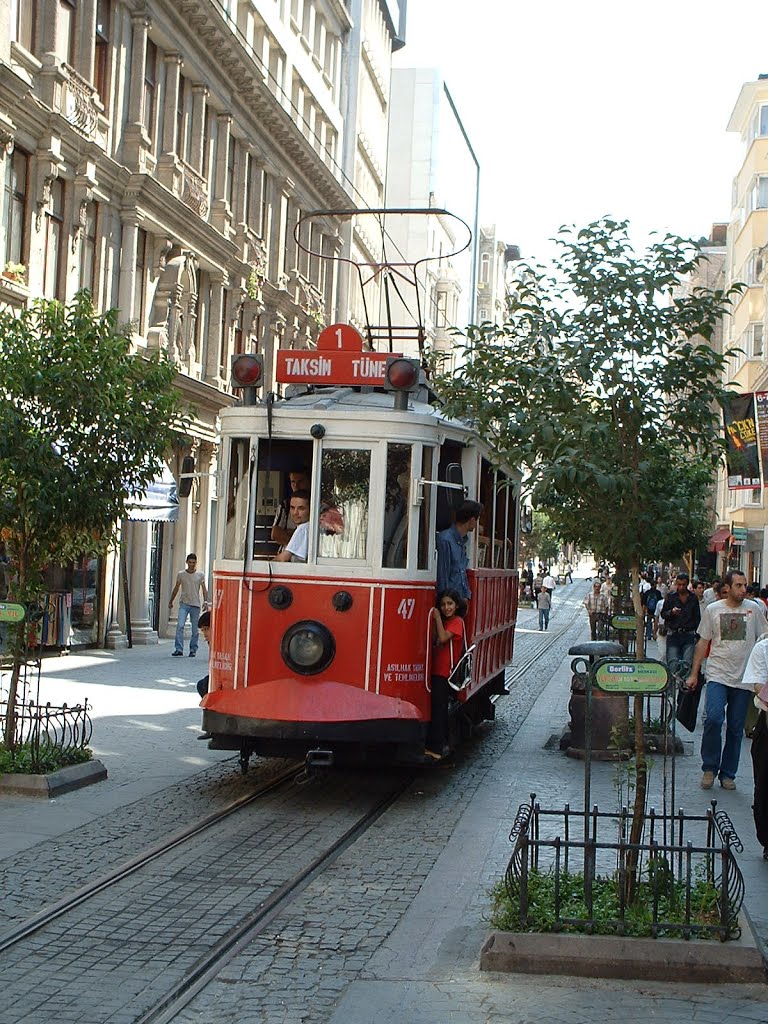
top-left (542, 570), bottom-right (556, 593)
top-left (686, 570), bottom-right (768, 791)
top-left (275, 492), bottom-right (310, 563)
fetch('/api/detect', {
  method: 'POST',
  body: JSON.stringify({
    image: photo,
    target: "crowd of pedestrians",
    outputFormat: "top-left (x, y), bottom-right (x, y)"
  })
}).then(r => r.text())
top-left (596, 566), bottom-right (768, 861)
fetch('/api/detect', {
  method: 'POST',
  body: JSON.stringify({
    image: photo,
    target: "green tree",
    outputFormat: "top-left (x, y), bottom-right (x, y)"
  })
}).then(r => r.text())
top-left (0, 292), bottom-right (184, 746)
top-left (521, 510), bottom-right (562, 567)
top-left (435, 218), bottom-right (739, 901)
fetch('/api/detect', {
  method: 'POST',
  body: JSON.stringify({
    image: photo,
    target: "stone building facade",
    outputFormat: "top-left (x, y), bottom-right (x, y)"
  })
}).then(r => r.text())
top-left (0, 0), bottom-right (405, 647)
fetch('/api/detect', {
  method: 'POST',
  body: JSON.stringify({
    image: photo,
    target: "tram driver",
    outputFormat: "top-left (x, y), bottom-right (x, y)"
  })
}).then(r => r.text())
top-left (271, 467), bottom-right (312, 548)
top-left (273, 491), bottom-right (311, 563)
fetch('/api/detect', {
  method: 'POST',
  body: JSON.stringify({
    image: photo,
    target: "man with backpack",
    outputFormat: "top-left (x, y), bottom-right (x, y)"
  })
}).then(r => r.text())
top-left (641, 576), bottom-right (663, 642)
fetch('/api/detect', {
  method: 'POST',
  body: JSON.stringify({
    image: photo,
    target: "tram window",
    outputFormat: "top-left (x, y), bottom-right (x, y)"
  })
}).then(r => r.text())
top-left (223, 437), bottom-right (251, 560)
top-left (382, 443), bottom-right (411, 569)
top-left (318, 447), bottom-right (371, 559)
top-left (417, 446), bottom-right (434, 570)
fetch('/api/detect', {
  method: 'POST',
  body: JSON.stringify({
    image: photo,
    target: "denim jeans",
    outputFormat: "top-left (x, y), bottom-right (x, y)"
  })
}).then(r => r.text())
top-left (175, 602), bottom-right (201, 655)
top-left (666, 631), bottom-right (697, 672)
top-left (700, 680), bottom-right (752, 781)
top-left (538, 608), bottom-right (550, 630)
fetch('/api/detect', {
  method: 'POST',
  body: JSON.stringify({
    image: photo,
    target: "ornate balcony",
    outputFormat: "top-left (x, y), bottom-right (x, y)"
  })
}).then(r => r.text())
top-left (62, 64), bottom-right (99, 139)
top-left (180, 159), bottom-right (209, 219)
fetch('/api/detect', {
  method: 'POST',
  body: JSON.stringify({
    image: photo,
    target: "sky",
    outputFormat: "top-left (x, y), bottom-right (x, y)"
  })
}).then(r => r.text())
top-left (393, 0), bottom-right (768, 264)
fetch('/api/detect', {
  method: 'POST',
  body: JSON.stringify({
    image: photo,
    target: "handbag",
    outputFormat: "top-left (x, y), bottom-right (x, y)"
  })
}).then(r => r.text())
top-left (447, 621), bottom-right (476, 691)
top-left (676, 681), bottom-right (703, 732)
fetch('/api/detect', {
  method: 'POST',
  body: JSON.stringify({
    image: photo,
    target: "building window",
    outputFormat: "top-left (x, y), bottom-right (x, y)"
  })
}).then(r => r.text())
top-left (79, 201), bottom-right (98, 294)
top-left (3, 147), bottom-right (29, 266)
top-left (58, 0), bottom-right (77, 66)
top-left (480, 252), bottom-right (491, 285)
top-left (751, 103), bottom-right (768, 140)
top-left (259, 169), bottom-right (268, 239)
top-left (176, 73), bottom-right (191, 162)
top-left (226, 134), bottom-right (236, 211)
top-left (245, 153), bottom-right (257, 228)
top-left (43, 178), bottom-right (65, 300)
top-left (751, 322), bottom-right (764, 359)
top-left (12, 0), bottom-right (37, 51)
top-left (133, 228), bottom-right (148, 331)
top-left (143, 40), bottom-right (158, 137)
top-left (94, 0), bottom-right (111, 102)
top-left (435, 290), bottom-right (448, 328)
top-left (747, 176), bottom-right (768, 214)
top-left (479, 308), bottom-right (489, 322)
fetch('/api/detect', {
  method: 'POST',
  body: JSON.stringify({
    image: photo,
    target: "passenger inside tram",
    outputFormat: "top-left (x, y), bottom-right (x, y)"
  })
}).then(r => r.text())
top-left (273, 491), bottom-right (311, 562)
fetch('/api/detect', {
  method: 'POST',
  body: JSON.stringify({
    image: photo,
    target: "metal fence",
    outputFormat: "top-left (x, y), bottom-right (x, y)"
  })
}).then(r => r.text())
top-left (505, 795), bottom-right (744, 941)
top-left (0, 699), bottom-right (93, 769)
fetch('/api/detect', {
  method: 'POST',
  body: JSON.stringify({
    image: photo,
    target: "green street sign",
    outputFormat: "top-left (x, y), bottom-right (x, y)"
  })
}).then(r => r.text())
top-left (0, 603), bottom-right (25, 623)
top-left (594, 658), bottom-right (669, 694)
top-left (611, 614), bottom-right (637, 631)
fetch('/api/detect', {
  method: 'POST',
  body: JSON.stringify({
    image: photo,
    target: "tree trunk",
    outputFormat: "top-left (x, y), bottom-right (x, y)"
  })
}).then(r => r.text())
top-left (2, 622), bottom-right (23, 745)
top-left (624, 560), bottom-right (647, 904)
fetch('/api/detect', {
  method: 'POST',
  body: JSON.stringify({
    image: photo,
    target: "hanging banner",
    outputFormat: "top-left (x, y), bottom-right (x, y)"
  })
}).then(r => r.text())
top-left (723, 393), bottom-right (761, 489)
top-left (755, 392), bottom-right (768, 486)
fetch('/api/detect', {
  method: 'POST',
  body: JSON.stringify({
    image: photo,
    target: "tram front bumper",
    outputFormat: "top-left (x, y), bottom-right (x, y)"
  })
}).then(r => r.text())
top-left (201, 678), bottom-right (422, 729)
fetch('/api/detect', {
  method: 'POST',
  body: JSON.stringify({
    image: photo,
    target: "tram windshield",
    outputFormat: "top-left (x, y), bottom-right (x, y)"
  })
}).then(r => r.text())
top-left (318, 447), bottom-right (371, 560)
top-left (223, 437), bottom-right (251, 559)
top-left (383, 443), bottom-right (411, 569)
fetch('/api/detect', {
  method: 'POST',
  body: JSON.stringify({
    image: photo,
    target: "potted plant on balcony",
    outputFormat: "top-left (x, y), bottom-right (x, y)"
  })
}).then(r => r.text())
top-left (2, 262), bottom-right (26, 284)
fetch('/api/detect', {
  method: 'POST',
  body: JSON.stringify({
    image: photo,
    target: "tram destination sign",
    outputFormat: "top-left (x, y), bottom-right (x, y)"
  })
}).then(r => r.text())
top-left (594, 659), bottom-right (669, 694)
top-left (276, 322), bottom-right (403, 386)
top-left (276, 349), bottom-right (399, 385)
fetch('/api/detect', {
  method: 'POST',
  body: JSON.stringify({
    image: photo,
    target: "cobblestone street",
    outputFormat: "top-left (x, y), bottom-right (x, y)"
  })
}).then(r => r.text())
top-left (1, 579), bottom-right (766, 1023)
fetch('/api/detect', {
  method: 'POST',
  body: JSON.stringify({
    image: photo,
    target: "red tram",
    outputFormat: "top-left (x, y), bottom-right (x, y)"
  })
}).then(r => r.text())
top-left (201, 210), bottom-right (520, 770)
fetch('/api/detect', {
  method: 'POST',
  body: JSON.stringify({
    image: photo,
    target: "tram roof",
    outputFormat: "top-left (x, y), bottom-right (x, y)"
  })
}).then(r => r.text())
top-left (221, 386), bottom-right (517, 476)
top-left (223, 385), bottom-right (459, 429)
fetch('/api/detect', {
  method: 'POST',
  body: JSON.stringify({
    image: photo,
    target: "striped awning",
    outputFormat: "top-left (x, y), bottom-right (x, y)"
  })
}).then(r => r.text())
top-left (126, 464), bottom-right (179, 523)
top-left (707, 527), bottom-right (730, 552)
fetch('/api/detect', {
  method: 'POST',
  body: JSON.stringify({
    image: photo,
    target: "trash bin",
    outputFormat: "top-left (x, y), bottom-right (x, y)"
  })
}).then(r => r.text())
top-left (565, 640), bottom-right (629, 760)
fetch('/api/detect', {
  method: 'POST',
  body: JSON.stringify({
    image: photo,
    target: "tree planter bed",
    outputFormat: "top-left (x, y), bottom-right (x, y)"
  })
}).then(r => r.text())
top-left (0, 759), bottom-right (107, 797)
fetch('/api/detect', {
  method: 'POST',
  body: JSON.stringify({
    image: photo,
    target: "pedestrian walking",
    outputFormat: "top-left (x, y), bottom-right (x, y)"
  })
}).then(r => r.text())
top-left (660, 572), bottom-right (700, 672)
top-left (641, 576), bottom-right (662, 642)
top-left (583, 581), bottom-right (608, 641)
top-left (168, 553), bottom-right (209, 658)
top-left (541, 569), bottom-right (556, 594)
top-left (741, 648), bottom-right (768, 858)
top-left (686, 570), bottom-right (768, 790)
top-left (537, 587), bottom-right (551, 631)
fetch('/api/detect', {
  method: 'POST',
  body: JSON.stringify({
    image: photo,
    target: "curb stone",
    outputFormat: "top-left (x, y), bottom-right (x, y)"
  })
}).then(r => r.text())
top-left (479, 912), bottom-right (767, 984)
top-left (0, 759), bottom-right (107, 798)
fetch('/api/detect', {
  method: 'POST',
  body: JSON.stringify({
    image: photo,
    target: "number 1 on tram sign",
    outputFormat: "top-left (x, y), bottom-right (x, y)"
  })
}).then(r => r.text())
top-left (318, 323), bottom-right (364, 351)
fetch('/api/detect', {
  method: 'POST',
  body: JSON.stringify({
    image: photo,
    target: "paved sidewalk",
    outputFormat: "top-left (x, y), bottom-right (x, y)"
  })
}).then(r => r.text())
top-left (0, 641), bottom-right (232, 860)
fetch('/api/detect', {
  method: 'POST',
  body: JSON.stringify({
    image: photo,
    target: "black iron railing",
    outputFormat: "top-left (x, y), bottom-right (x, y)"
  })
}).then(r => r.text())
top-left (1, 699), bottom-right (92, 769)
top-left (505, 795), bottom-right (744, 941)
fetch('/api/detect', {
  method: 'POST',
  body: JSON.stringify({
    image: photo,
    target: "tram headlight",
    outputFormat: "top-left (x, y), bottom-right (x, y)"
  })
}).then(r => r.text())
top-left (281, 620), bottom-right (335, 675)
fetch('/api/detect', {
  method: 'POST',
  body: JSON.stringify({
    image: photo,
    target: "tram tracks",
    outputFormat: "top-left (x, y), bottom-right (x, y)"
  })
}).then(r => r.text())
top-left (0, 766), bottom-right (415, 1024)
top-left (497, 589), bottom-right (587, 698)
top-left (0, 762), bottom-right (300, 955)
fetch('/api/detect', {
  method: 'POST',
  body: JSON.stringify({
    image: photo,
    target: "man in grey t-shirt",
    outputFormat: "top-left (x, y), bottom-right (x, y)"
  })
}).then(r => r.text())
top-left (686, 570), bottom-right (768, 791)
top-left (169, 553), bottom-right (209, 658)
